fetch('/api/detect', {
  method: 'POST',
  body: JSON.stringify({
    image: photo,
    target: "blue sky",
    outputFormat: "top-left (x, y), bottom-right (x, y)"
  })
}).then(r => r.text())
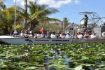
top-left (4, 0), bottom-right (105, 23)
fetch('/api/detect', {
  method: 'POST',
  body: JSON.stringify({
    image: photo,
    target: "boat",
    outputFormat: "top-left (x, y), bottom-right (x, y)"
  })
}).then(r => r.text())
top-left (0, 35), bottom-right (105, 45)
top-left (0, 1), bottom-right (105, 45)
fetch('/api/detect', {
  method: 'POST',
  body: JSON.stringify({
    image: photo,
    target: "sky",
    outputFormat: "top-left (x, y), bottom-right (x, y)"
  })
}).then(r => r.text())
top-left (4, 0), bottom-right (105, 23)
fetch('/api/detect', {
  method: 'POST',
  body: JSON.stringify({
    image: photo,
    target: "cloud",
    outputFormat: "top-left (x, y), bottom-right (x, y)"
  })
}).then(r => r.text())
top-left (13, 0), bottom-right (35, 6)
top-left (13, 0), bottom-right (80, 8)
top-left (38, 0), bottom-right (72, 8)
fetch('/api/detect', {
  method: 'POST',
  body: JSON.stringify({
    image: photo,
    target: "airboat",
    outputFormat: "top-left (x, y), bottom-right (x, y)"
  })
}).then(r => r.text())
top-left (0, 0), bottom-right (105, 45)
top-left (0, 35), bottom-right (105, 44)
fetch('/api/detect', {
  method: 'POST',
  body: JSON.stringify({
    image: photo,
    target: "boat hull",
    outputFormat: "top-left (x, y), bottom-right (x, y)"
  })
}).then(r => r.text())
top-left (0, 37), bottom-right (105, 45)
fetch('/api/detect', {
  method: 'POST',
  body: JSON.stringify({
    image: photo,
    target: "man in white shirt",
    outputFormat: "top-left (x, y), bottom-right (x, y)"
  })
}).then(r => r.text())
top-left (77, 33), bottom-right (83, 39)
top-left (50, 32), bottom-right (57, 39)
top-left (90, 33), bottom-right (96, 39)
top-left (65, 33), bottom-right (70, 39)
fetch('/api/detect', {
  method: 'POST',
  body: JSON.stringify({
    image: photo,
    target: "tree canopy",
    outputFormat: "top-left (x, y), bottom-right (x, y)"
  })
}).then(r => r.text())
top-left (0, 1), bottom-right (58, 34)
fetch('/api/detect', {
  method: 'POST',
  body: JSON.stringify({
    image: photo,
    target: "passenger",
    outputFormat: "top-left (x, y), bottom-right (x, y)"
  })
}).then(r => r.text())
top-left (56, 33), bottom-right (60, 39)
top-left (59, 33), bottom-right (65, 38)
top-left (33, 33), bottom-right (37, 38)
top-left (90, 33), bottom-right (97, 39)
top-left (40, 33), bottom-right (45, 38)
top-left (29, 31), bottom-right (32, 34)
top-left (77, 32), bottom-right (83, 39)
top-left (28, 33), bottom-right (33, 38)
top-left (24, 30), bottom-right (28, 38)
top-left (36, 33), bottom-right (41, 38)
top-left (65, 33), bottom-right (70, 39)
top-left (50, 32), bottom-right (57, 39)
top-left (84, 32), bottom-right (90, 39)
top-left (20, 30), bottom-right (24, 37)
top-left (45, 31), bottom-right (51, 38)
top-left (13, 30), bottom-right (18, 35)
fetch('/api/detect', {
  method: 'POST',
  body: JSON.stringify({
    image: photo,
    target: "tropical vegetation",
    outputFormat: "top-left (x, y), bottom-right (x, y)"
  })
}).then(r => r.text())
top-left (0, 43), bottom-right (105, 70)
top-left (18, 1), bottom-right (58, 30)
top-left (1, 1), bottom-right (104, 70)
top-left (0, 1), bottom-right (58, 35)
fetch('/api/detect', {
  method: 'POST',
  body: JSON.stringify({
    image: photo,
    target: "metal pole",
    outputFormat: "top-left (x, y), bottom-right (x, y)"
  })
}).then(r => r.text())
top-left (13, 0), bottom-right (18, 35)
top-left (14, 0), bottom-right (16, 31)
top-left (62, 22), bottom-right (64, 32)
top-left (25, 0), bottom-right (28, 29)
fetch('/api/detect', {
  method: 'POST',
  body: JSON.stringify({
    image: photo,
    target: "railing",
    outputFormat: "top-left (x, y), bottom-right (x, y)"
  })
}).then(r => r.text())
top-left (0, 37), bottom-right (105, 44)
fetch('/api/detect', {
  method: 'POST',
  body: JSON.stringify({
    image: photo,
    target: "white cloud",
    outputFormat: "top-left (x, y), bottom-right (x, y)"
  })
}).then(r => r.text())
top-left (13, 0), bottom-right (80, 8)
top-left (38, 0), bottom-right (72, 8)
top-left (13, 0), bottom-right (35, 6)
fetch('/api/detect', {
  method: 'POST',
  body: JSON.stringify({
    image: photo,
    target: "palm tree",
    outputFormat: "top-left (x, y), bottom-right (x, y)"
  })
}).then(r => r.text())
top-left (0, 1), bottom-right (22, 34)
top-left (18, 1), bottom-right (58, 30)
top-left (0, 1), bottom-right (14, 34)
top-left (0, 0), bottom-right (6, 10)
top-left (0, 6), bottom-right (17, 34)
